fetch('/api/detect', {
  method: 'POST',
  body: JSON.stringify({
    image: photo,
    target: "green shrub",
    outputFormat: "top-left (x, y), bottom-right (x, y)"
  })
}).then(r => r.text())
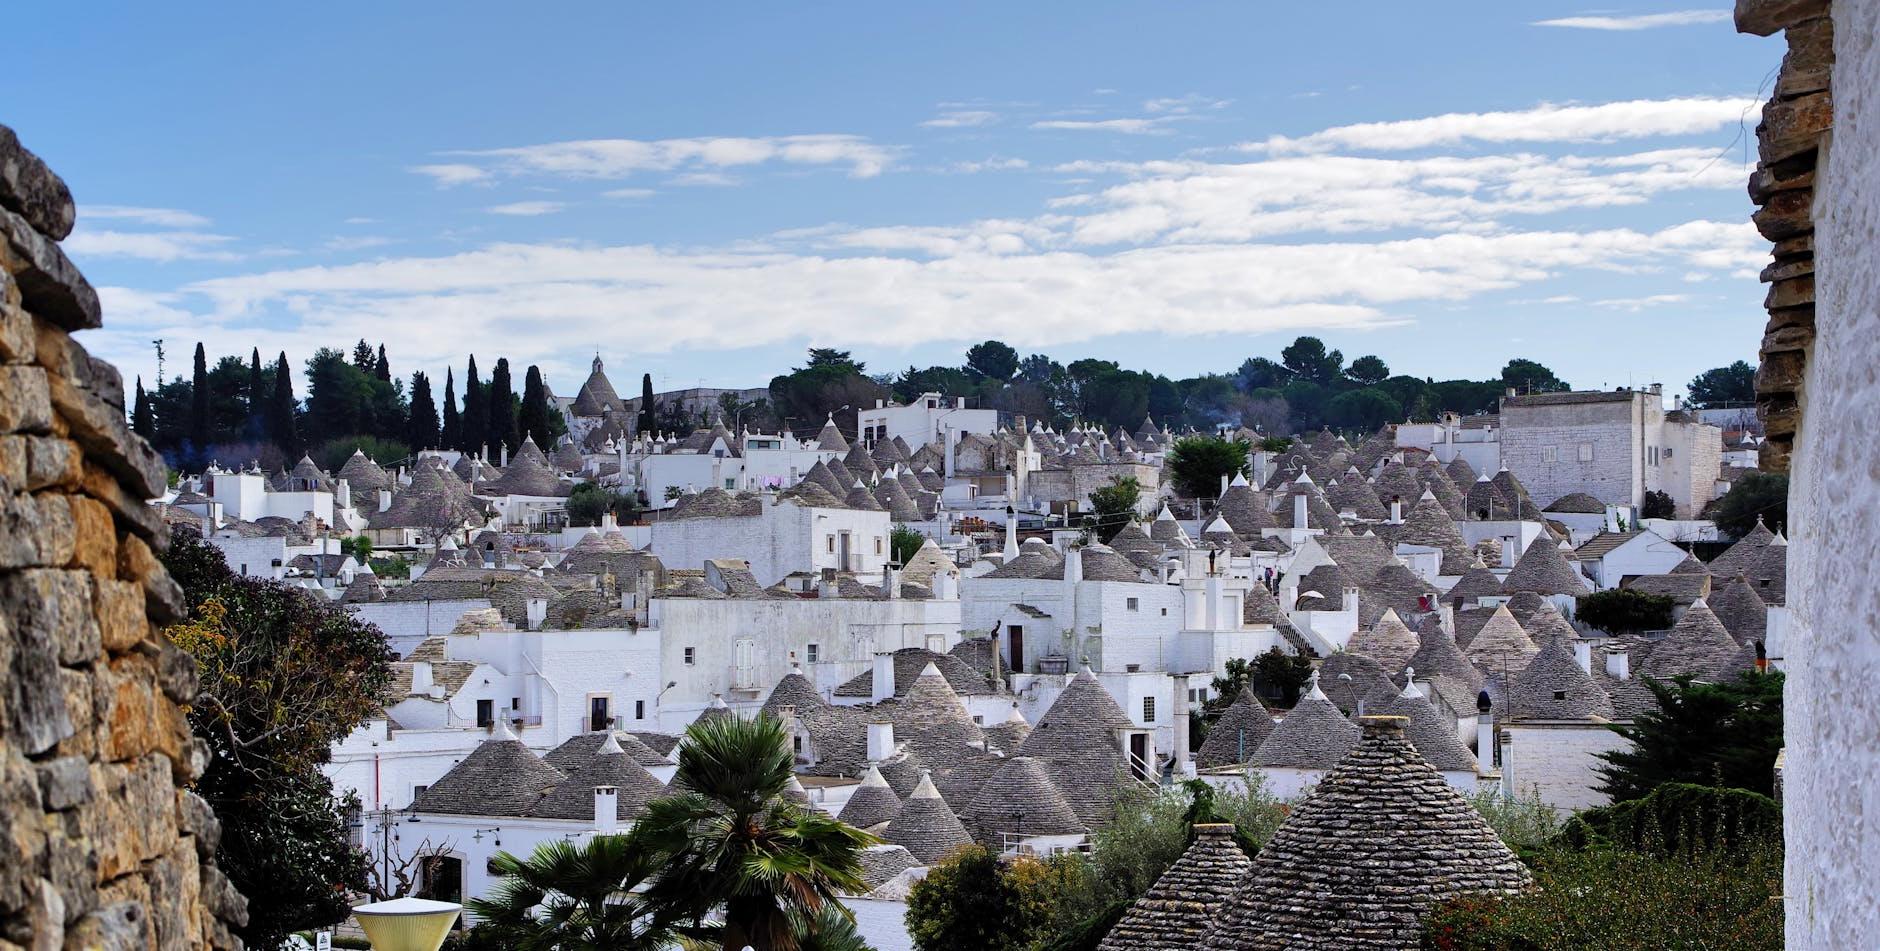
top-left (1561, 782), bottom-right (1780, 855)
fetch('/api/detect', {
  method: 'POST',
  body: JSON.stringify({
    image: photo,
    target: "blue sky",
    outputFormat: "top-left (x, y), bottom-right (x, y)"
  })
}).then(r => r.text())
top-left (7, 3), bottom-right (1779, 400)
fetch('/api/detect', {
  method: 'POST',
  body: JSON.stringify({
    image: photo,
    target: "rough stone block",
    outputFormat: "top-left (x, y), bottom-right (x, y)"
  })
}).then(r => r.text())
top-left (1765, 273), bottom-right (1815, 310)
top-left (0, 569), bottom-right (100, 667)
top-left (93, 578), bottom-right (147, 654)
top-left (1758, 92), bottom-right (1832, 165)
top-left (0, 490), bottom-right (75, 569)
top-left (1760, 257), bottom-right (1813, 283)
top-left (47, 372), bottom-right (165, 502)
top-left (0, 125), bottom-right (75, 240)
top-left (79, 463), bottom-right (169, 551)
top-left (64, 495), bottom-right (117, 578)
top-left (145, 844), bottom-right (202, 949)
top-left (67, 900), bottom-right (153, 950)
top-left (200, 866), bottom-right (247, 928)
top-left (2, 597), bottom-right (76, 755)
top-left (0, 364), bottom-right (52, 433)
top-left (0, 751), bottom-right (48, 914)
top-left (97, 653), bottom-right (164, 762)
top-left (57, 668), bottom-right (96, 760)
top-left (0, 207), bottom-right (99, 331)
top-left (1735, 0), bottom-right (1827, 35)
top-left (1766, 303), bottom-right (1815, 335)
top-left (21, 436), bottom-right (79, 491)
top-left (34, 757), bottom-right (91, 813)
top-left (1757, 350), bottom-right (1808, 393)
top-left (117, 536), bottom-right (187, 629)
top-left (0, 436), bottom-right (22, 489)
top-left (177, 791), bottom-right (220, 859)
top-left (41, 822), bottom-right (93, 924)
top-left (0, 277), bottom-right (32, 365)
top-left (1752, 187), bottom-right (1814, 241)
top-left (154, 639), bottom-right (197, 705)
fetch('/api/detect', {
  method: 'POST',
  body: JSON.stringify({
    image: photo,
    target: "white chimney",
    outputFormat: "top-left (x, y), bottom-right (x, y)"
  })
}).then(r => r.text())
top-left (1605, 648), bottom-right (1630, 681)
top-left (1500, 536), bottom-right (1517, 568)
top-left (410, 661), bottom-right (434, 696)
top-left (1171, 674), bottom-right (1193, 778)
top-left (1293, 490), bottom-right (1308, 529)
top-left (1389, 497), bottom-right (1403, 523)
top-left (500, 444), bottom-right (509, 467)
top-left (335, 478), bottom-right (352, 511)
top-left (866, 722), bottom-right (896, 762)
top-left (1572, 640), bottom-right (1593, 675)
top-left (1343, 585), bottom-right (1360, 613)
top-left (884, 566), bottom-right (900, 600)
top-left (872, 652), bottom-right (896, 703)
top-left (1003, 515), bottom-right (1019, 563)
top-left (593, 785), bottom-right (619, 834)
top-left (1476, 714), bottom-right (1495, 773)
top-left (377, 488), bottom-right (393, 512)
top-left (526, 598), bottom-right (548, 631)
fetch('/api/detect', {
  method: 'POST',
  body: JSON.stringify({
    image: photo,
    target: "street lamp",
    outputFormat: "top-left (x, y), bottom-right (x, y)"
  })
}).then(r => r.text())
top-left (352, 896), bottom-right (461, 951)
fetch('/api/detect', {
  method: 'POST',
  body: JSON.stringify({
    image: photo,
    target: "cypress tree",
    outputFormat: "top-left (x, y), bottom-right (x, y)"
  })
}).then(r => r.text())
top-left (375, 344), bottom-right (392, 383)
top-left (407, 371), bottom-right (440, 450)
top-left (267, 352), bottom-right (301, 457)
top-left (487, 358), bottom-right (519, 456)
top-left (132, 377), bottom-right (155, 440)
top-left (188, 342), bottom-right (211, 463)
top-left (246, 348), bottom-right (264, 439)
top-left (462, 356), bottom-right (486, 455)
top-left (519, 365), bottom-right (555, 450)
top-left (441, 368), bottom-right (461, 450)
top-left (639, 373), bottom-right (656, 435)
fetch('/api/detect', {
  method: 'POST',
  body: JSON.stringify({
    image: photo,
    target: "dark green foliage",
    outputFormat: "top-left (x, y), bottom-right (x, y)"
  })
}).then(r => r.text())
top-left (1086, 475), bottom-right (1141, 543)
top-left (1258, 435), bottom-right (1293, 452)
top-left (1165, 435), bottom-right (1251, 499)
top-left (965, 339), bottom-right (1020, 382)
top-left (1236, 356), bottom-right (1291, 391)
top-left (566, 482), bottom-right (638, 527)
top-left (488, 358), bottom-right (520, 455)
top-left (407, 371), bottom-right (440, 450)
top-left (893, 365), bottom-right (978, 403)
top-left (303, 348), bottom-right (380, 446)
top-left (1687, 360), bottom-right (1756, 408)
top-left (268, 352), bottom-right (301, 456)
top-left (639, 373), bottom-right (656, 435)
top-left (465, 836), bottom-right (676, 951)
top-left (1421, 838), bottom-right (1782, 950)
top-left (1034, 898), bottom-right (1129, 951)
top-left (132, 377), bottom-right (154, 438)
top-left (246, 348), bottom-right (265, 440)
top-left (1345, 354), bottom-right (1390, 385)
top-left (441, 369), bottom-right (461, 450)
top-left (1562, 783), bottom-right (1781, 854)
top-left (769, 348), bottom-right (888, 435)
top-left (906, 846), bottom-right (1032, 951)
top-left (1204, 657), bottom-right (1256, 717)
top-left (1596, 672), bottom-right (1784, 802)
top-left (519, 365), bottom-right (556, 449)
top-left (1641, 489), bottom-right (1676, 519)
top-left (462, 355), bottom-right (486, 454)
top-left (313, 435), bottom-right (410, 474)
top-left (374, 344), bottom-right (391, 382)
top-left (1281, 336), bottom-right (1343, 383)
top-left (1575, 588), bottom-right (1676, 637)
top-left (188, 342), bottom-right (211, 461)
top-left (160, 527), bottom-right (393, 948)
top-left (890, 524), bottom-right (926, 565)
top-left (1251, 647), bottom-right (1313, 707)
top-left (1712, 472), bottom-right (1789, 538)
top-left (1501, 357), bottom-right (1569, 394)
top-left (1324, 388), bottom-right (1401, 431)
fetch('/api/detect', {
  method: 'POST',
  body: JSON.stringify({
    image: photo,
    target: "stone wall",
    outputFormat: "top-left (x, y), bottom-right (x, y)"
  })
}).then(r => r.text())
top-left (1, 127), bottom-right (247, 948)
top-left (1740, 0), bottom-right (1834, 472)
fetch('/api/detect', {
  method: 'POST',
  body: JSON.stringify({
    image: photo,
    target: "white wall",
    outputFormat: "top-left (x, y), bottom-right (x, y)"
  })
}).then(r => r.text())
top-left (1498, 723), bottom-right (1632, 812)
top-left (648, 501), bottom-right (892, 586)
top-left (348, 599), bottom-right (493, 658)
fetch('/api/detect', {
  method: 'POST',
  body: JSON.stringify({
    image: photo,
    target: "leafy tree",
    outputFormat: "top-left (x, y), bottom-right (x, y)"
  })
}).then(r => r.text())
top-left (1258, 435), bottom-right (1293, 453)
top-left (440, 368), bottom-right (461, 450)
top-left (966, 339), bottom-right (1020, 382)
top-left (1427, 378), bottom-right (1503, 416)
top-left (407, 371), bottom-right (440, 450)
top-left (637, 715), bottom-right (875, 951)
top-left (519, 364), bottom-right (556, 449)
top-left (132, 377), bottom-right (154, 439)
top-left (769, 348), bottom-right (887, 434)
top-left (1345, 354), bottom-right (1390, 386)
top-left (1280, 336), bottom-right (1343, 384)
top-left (160, 527), bottom-right (393, 948)
top-left (890, 524), bottom-right (927, 565)
top-left (1576, 588), bottom-right (1676, 637)
top-left (639, 373), bottom-right (657, 435)
top-left (462, 355), bottom-right (486, 454)
top-left (1164, 435), bottom-right (1252, 499)
top-left (1178, 374), bottom-right (1244, 430)
top-left (303, 348), bottom-right (376, 447)
top-left (1687, 360), bottom-right (1756, 409)
top-left (907, 846), bottom-right (1033, 951)
top-left (1563, 782), bottom-right (1781, 855)
top-left (188, 342), bottom-right (211, 462)
top-left (1204, 657), bottom-right (1256, 717)
top-left (351, 338), bottom-right (377, 373)
top-left (1280, 379), bottom-right (1330, 430)
top-left (465, 836), bottom-right (677, 951)
top-left (374, 343), bottom-right (392, 383)
top-left (1596, 672), bottom-right (1784, 802)
top-left (566, 482), bottom-right (638, 527)
top-left (1017, 353), bottom-right (1060, 387)
top-left (894, 365), bottom-right (977, 403)
top-left (341, 535), bottom-right (372, 562)
top-left (1641, 489), bottom-right (1676, 520)
top-left (1711, 472), bottom-right (1788, 538)
top-left (1250, 647), bottom-right (1313, 708)
top-left (1501, 357), bottom-right (1570, 394)
top-left (312, 435), bottom-right (411, 473)
top-left (1324, 388), bottom-right (1400, 431)
top-left (1086, 475), bottom-right (1142, 543)
top-left (1235, 356), bottom-right (1292, 392)
top-left (488, 357), bottom-right (520, 455)
top-left (267, 352), bottom-right (301, 456)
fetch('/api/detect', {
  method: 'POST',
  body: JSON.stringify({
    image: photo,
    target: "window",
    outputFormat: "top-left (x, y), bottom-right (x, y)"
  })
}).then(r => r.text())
top-left (1126, 597), bottom-right (1139, 611)
top-left (684, 647), bottom-right (696, 665)
top-left (510, 697), bottom-right (520, 710)
top-left (827, 536), bottom-right (836, 553)
top-left (635, 700), bottom-right (645, 720)
top-left (724, 478), bottom-right (736, 490)
top-left (1578, 443), bottom-right (1595, 462)
top-left (475, 699), bottom-right (494, 728)
top-left (412, 784), bottom-right (429, 800)
top-left (1142, 697), bottom-right (1156, 722)
top-left (1665, 447), bottom-right (1674, 458)
top-left (1553, 690), bottom-right (1568, 701)
top-left (806, 643), bottom-right (820, 664)
top-left (1160, 607), bottom-right (1168, 616)
top-left (875, 538), bottom-right (883, 555)
top-left (1540, 446), bottom-right (1557, 464)
top-left (589, 696), bottom-right (611, 732)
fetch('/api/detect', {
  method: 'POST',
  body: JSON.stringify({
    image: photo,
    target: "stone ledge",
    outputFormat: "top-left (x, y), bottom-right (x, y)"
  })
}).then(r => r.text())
top-left (0, 125), bottom-right (75, 241)
top-left (1736, 0), bottom-right (1829, 35)
top-left (0, 207), bottom-right (99, 332)
top-left (46, 371), bottom-right (165, 503)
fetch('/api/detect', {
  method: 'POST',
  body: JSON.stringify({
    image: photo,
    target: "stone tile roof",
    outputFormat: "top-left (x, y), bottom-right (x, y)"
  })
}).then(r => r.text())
top-left (1417, 462), bottom-right (1471, 521)
top-left (875, 748), bottom-right (926, 799)
top-left (664, 487), bottom-right (763, 520)
top-left (1099, 823), bottom-right (1253, 951)
top-left (337, 449), bottom-right (394, 495)
top-left (1508, 637), bottom-right (1614, 721)
top-left (478, 437), bottom-right (571, 497)
top-left (1364, 561), bottom-right (1439, 620)
top-left (1364, 682), bottom-right (1476, 771)
top-left (1079, 544), bottom-right (1149, 582)
top-left (1396, 491), bottom-right (1475, 575)
top-left (982, 540), bottom-right (1066, 579)
top-left (1329, 477), bottom-right (1390, 521)
top-left (1501, 538), bottom-right (1589, 596)
top-left (367, 461), bottom-right (488, 530)
top-left (1316, 651), bottom-right (1397, 716)
top-left (1445, 558), bottom-right (1504, 605)
top-left (1216, 478), bottom-right (1276, 533)
top-left (888, 664), bottom-right (993, 801)
top-left (1405, 618), bottom-right (1486, 717)
top-left (855, 845), bottom-right (920, 895)
top-left (1017, 669), bottom-right (1137, 826)
top-left (983, 702), bottom-right (1032, 754)
top-left (837, 764), bottom-right (903, 830)
top-left (544, 731), bottom-right (673, 772)
top-left (1444, 455), bottom-right (1477, 486)
top-left (1574, 530), bottom-right (1642, 560)
top-left (961, 755), bottom-right (1085, 844)
top-left (1202, 717), bottom-right (1531, 950)
top-left (1346, 609), bottom-right (1420, 672)
top-left (815, 417), bottom-right (849, 452)
top-left (1707, 575), bottom-right (1770, 644)
top-left (1253, 680), bottom-right (1360, 769)
top-left (1638, 599), bottom-right (1748, 683)
top-left (834, 648), bottom-right (998, 698)
top-left (570, 360), bottom-right (622, 417)
top-left (881, 771), bottom-right (975, 865)
top-left (1463, 605), bottom-right (1539, 677)
top-left (1626, 572), bottom-right (1712, 606)
top-left (529, 735), bottom-right (668, 821)
top-left (1545, 492), bottom-right (1608, 514)
top-left (411, 731), bottom-right (565, 817)
top-left (1196, 687), bottom-right (1275, 769)
top-left (1371, 462), bottom-right (1423, 509)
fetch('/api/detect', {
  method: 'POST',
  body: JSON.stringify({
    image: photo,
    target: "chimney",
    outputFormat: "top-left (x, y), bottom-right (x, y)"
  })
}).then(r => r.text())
top-left (1064, 547), bottom-right (1084, 584)
top-left (1389, 497), bottom-right (1403, 523)
top-left (1605, 648), bottom-right (1630, 681)
top-left (1293, 490), bottom-right (1308, 529)
top-left (1500, 536), bottom-right (1516, 567)
top-left (871, 652), bottom-right (896, 703)
top-left (1475, 712), bottom-right (1495, 771)
top-left (1171, 674), bottom-right (1193, 778)
top-left (944, 425), bottom-right (959, 479)
top-left (593, 785), bottom-right (619, 835)
top-left (335, 478), bottom-right (352, 511)
top-left (526, 598), bottom-right (548, 631)
top-left (500, 443), bottom-right (509, 467)
top-left (410, 661), bottom-right (434, 696)
top-left (377, 488), bottom-right (392, 512)
top-left (866, 722), bottom-right (896, 762)
top-left (1003, 514), bottom-right (1019, 563)
top-left (1572, 640), bottom-right (1593, 675)
top-left (1343, 585), bottom-right (1360, 613)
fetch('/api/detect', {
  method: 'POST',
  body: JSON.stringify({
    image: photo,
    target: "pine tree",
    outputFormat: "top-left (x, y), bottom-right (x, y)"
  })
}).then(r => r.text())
top-left (441, 368), bottom-right (461, 450)
top-left (351, 339), bottom-right (376, 373)
top-left (488, 358), bottom-right (519, 456)
top-left (375, 344), bottom-right (391, 383)
top-left (268, 352), bottom-right (301, 457)
top-left (407, 371), bottom-right (440, 450)
top-left (462, 356), bottom-right (486, 455)
top-left (188, 342), bottom-right (211, 463)
top-left (132, 377), bottom-right (155, 439)
top-left (246, 348), bottom-right (264, 440)
top-left (519, 365), bottom-right (555, 450)
top-left (639, 373), bottom-right (656, 435)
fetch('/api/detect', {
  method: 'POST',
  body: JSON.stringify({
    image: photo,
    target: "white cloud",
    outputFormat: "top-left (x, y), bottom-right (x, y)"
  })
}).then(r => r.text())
top-left (1144, 94), bottom-right (1231, 114)
top-left (950, 157), bottom-right (1030, 173)
top-left (324, 235), bottom-right (395, 252)
top-left (83, 205), bottom-right (212, 228)
top-left (602, 187), bottom-right (656, 199)
top-left (410, 163), bottom-right (494, 187)
top-left (1594, 293), bottom-right (1694, 310)
top-left (1247, 96), bottom-right (1757, 153)
top-left (343, 216), bottom-right (379, 225)
top-left (1534, 10), bottom-right (1731, 30)
top-left (64, 229), bottom-right (240, 262)
top-left (1032, 117), bottom-right (1189, 135)
top-left (667, 172), bottom-right (739, 187)
top-left (486, 201), bottom-right (567, 216)
top-left (922, 110), bottom-right (998, 128)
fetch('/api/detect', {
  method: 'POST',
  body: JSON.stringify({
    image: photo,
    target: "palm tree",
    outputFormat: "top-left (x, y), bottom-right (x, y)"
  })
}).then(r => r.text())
top-left (464, 834), bottom-right (674, 950)
top-left (638, 715), bottom-right (878, 951)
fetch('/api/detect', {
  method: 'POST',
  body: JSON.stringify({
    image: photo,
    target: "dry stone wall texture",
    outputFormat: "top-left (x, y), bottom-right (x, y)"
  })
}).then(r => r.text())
top-left (1, 125), bottom-right (247, 949)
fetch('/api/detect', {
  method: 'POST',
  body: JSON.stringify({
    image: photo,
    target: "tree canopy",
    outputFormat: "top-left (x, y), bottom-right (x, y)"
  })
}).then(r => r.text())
top-left (1164, 435), bottom-right (1252, 499)
top-left (1596, 672), bottom-right (1784, 802)
top-left (1711, 471), bottom-right (1788, 538)
top-left (1687, 360), bottom-right (1756, 408)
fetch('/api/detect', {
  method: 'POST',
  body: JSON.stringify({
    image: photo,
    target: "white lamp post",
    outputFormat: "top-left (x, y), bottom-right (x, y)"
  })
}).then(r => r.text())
top-left (351, 897), bottom-right (462, 951)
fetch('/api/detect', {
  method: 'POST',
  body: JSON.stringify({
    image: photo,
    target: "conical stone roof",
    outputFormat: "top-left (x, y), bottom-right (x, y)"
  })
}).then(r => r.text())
top-left (1099, 824), bottom-right (1253, 951)
top-left (882, 771), bottom-right (975, 865)
top-left (1328, 476), bottom-right (1390, 521)
top-left (1501, 537), bottom-right (1588, 596)
top-left (1398, 490), bottom-right (1474, 575)
top-left (1638, 599), bottom-right (1746, 682)
top-left (1017, 669), bottom-right (1137, 826)
top-left (1509, 637), bottom-right (1614, 720)
top-left (412, 731), bottom-right (564, 817)
top-left (983, 703), bottom-right (1032, 754)
top-left (530, 734), bottom-right (667, 821)
top-left (1346, 609), bottom-right (1420, 673)
top-left (1201, 717), bottom-right (1531, 950)
top-left (1216, 476), bottom-right (1277, 533)
top-left (962, 756), bottom-right (1085, 844)
top-left (1707, 575), bottom-right (1770, 644)
top-left (1445, 455), bottom-right (1477, 486)
top-left (1254, 679), bottom-right (1360, 769)
top-left (1196, 688), bottom-right (1275, 769)
top-left (1707, 521), bottom-right (1775, 577)
top-left (1363, 680), bottom-right (1477, 771)
top-left (1463, 604), bottom-right (1539, 676)
top-left (837, 765), bottom-right (903, 830)
top-left (336, 449), bottom-right (394, 495)
top-left (1445, 557), bottom-right (1504, 606)
top-left (1405, 618), bottom-right (1487, 718)
top-left (816, 416), bottom-right (850, 452)
top-left (1317, 650), bottom-right (1397, 716)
